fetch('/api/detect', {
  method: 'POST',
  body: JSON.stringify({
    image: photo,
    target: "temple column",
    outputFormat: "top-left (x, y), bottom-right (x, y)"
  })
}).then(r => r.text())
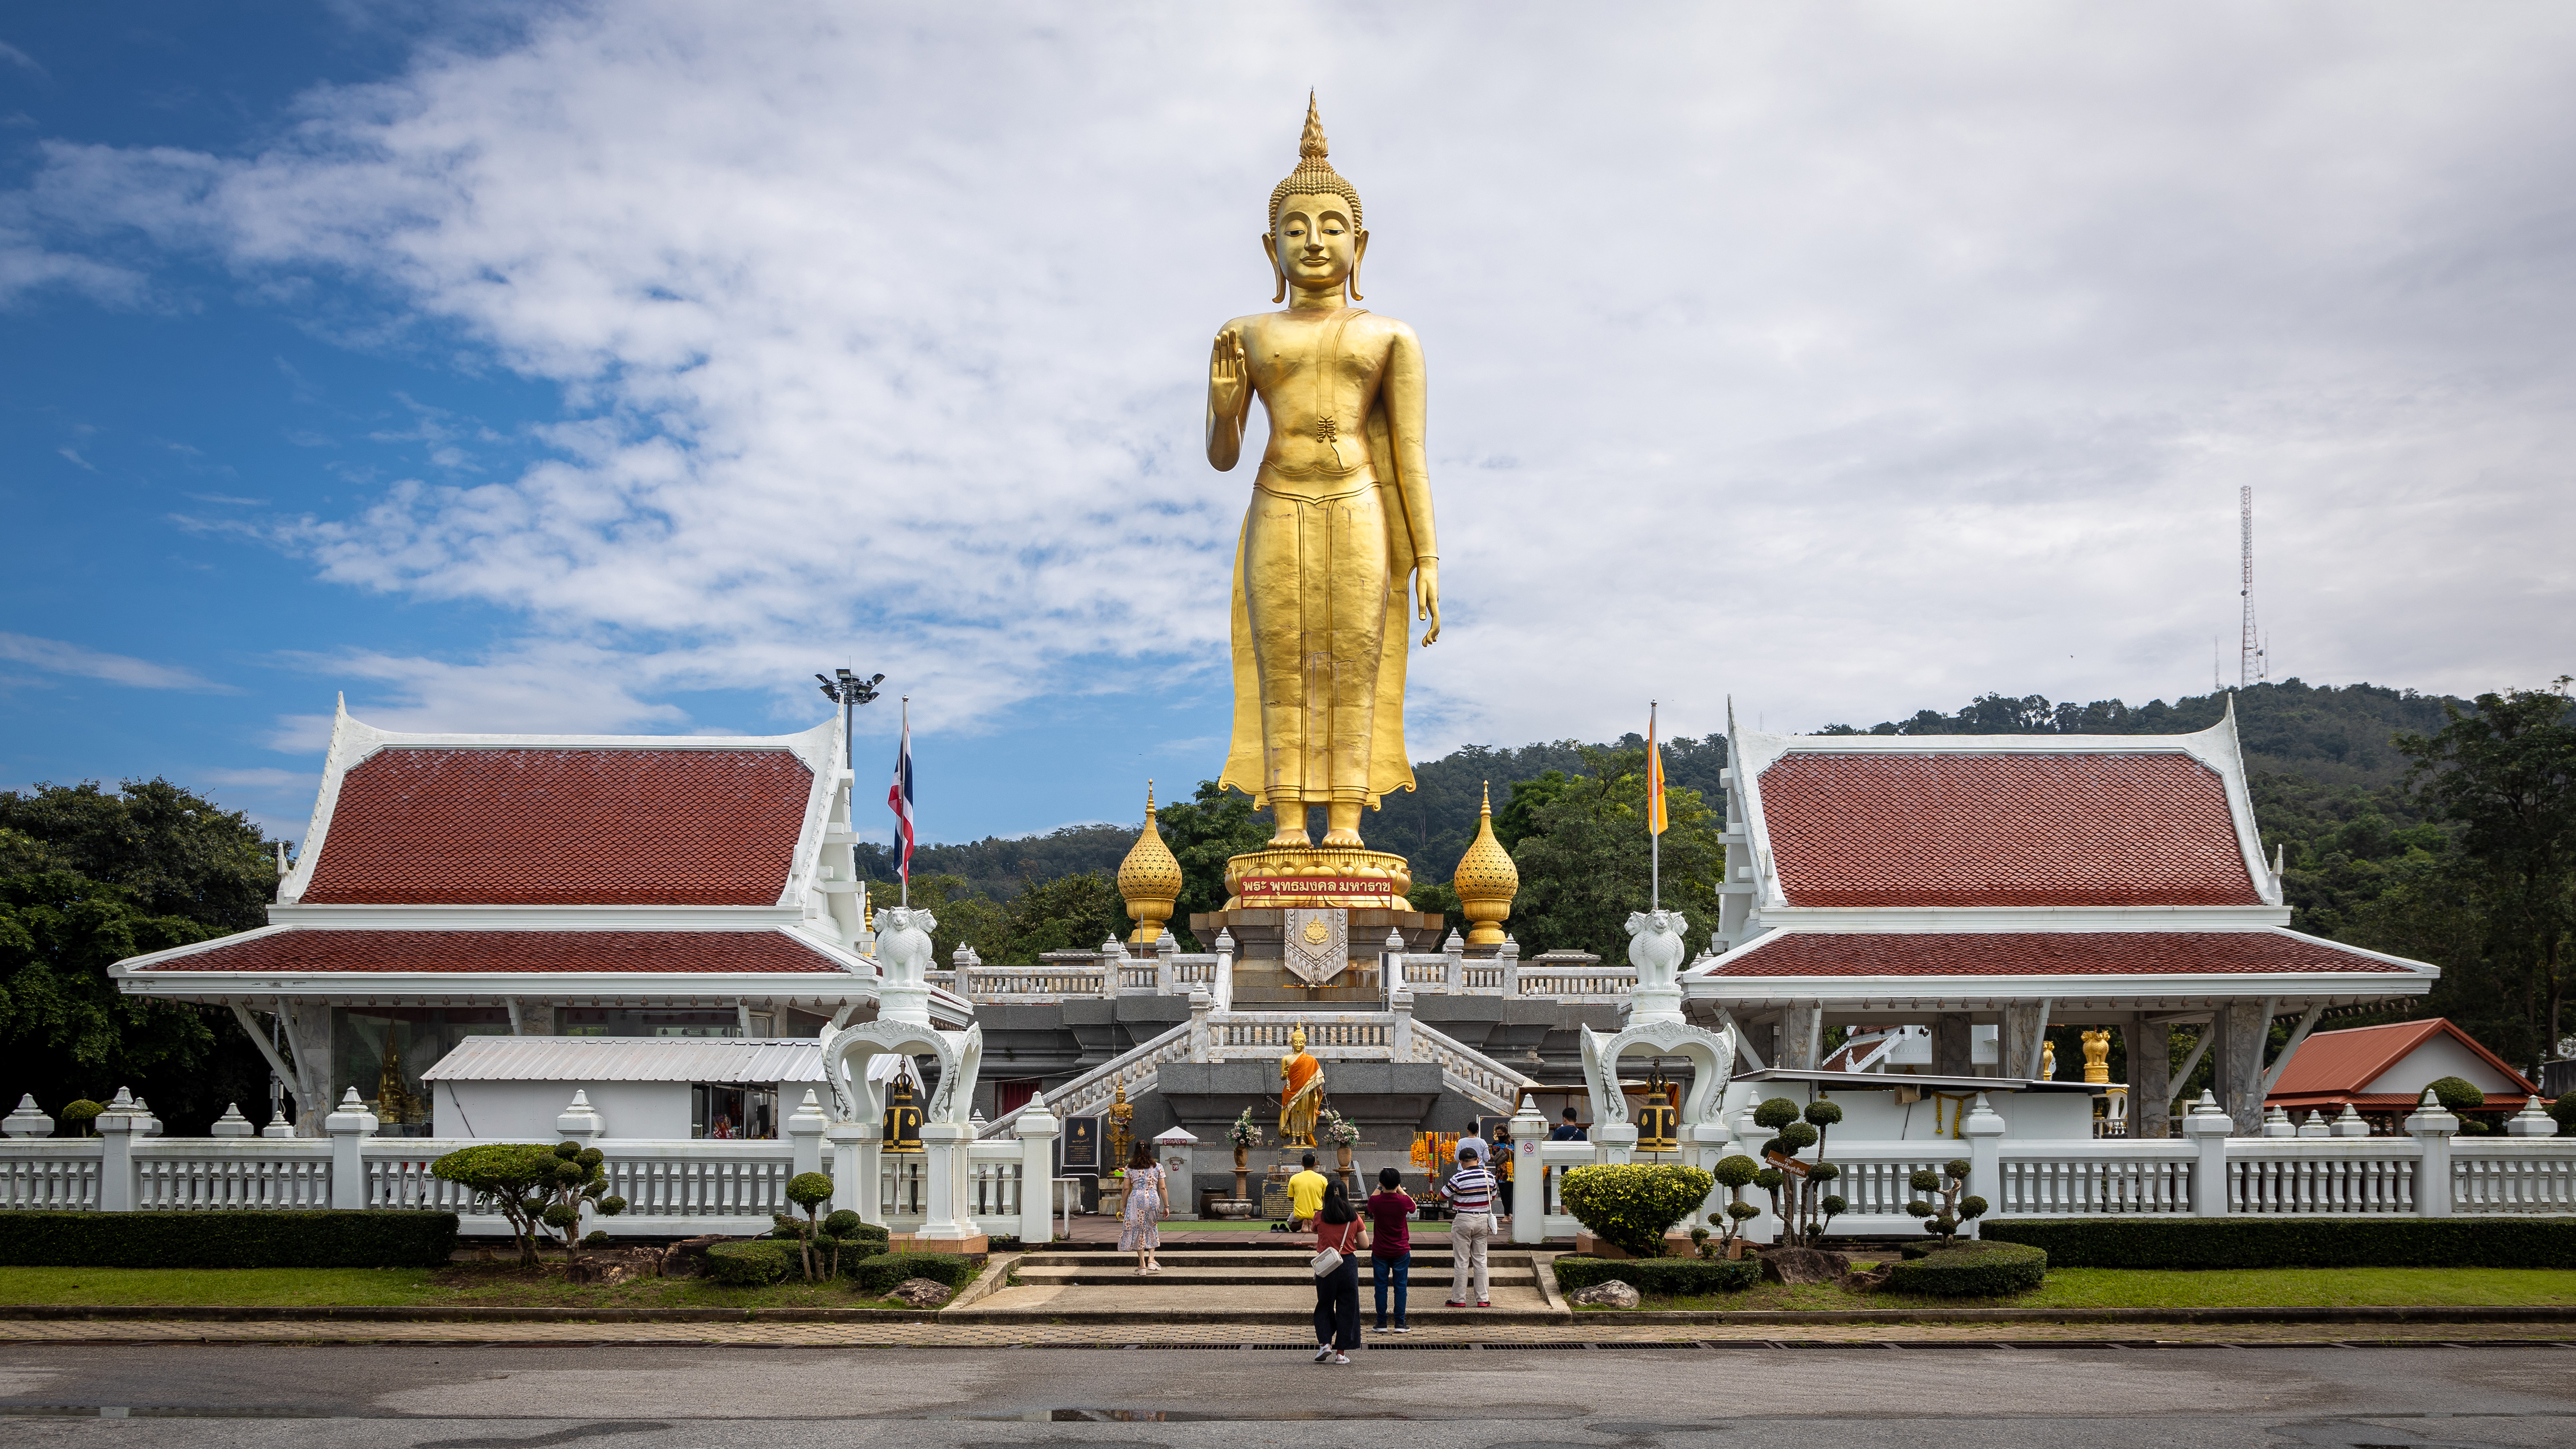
top-left (2128, 1019), bottom-right (2171, 1138)
top-left (2217, 1000), bottom-right (2270, 1136)
top-left (1773, 1006), bottom-right (1823, 1070)
top-left (1931, 1015), bottom-right (1975, 1077)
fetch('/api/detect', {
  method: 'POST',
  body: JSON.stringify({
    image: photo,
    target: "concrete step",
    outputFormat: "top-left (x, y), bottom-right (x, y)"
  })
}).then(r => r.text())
top-left (1017, 1250), bottom-right (1534, 1266)
top-left (1013, 1265), bottom-right (1538, 1288)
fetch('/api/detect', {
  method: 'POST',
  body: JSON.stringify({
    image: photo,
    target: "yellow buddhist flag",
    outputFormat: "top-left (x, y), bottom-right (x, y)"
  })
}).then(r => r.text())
top-left (1646, 701), bottom-right (1667, 836)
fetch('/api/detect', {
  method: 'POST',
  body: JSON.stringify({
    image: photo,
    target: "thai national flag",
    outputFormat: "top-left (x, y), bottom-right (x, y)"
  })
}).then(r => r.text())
top-left (886, 701), bottom-right (915, 883)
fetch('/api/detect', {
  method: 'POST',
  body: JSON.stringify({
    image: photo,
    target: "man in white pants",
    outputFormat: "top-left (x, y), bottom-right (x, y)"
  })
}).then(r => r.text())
top-left (1441, 1141), bottom-right (1498, 1307)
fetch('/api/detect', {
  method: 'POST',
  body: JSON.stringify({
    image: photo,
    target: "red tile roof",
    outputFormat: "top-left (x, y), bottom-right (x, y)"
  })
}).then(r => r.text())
top-left (140, 929), bottom-right (851, 975)
top-left (1759, 751), bottom-right (2261, 908)
top-left (1704, 931), bottom-right (2413, 977)
top-left (2266, 1018), bottom-right (2535, 1100)
top-left (301, 748), bottom-right (811, 906)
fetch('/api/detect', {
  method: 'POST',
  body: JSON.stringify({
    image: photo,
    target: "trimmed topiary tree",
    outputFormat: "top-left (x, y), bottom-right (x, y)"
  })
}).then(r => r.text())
top-left (1559, 1162), bottom-right (1714, 1259)
top-left (431, 1141), bottom-right (626, 1268)
top-left (785, 1171), bottom-right (836, 1282)
top-left (59, 1100), bottom-right (103, 1138)
top-left (1750, 1097), bottom-right (1846, 1248)
top-left (2428, 1076), bottom-right (2486, 1115)
top-left (1903, 1158), bottom-right (1987, 1245)
top-left (1704, 1153), bottom-right (1761, 1258)
top-left (2550, 1090), bottom-right (2576, 1134)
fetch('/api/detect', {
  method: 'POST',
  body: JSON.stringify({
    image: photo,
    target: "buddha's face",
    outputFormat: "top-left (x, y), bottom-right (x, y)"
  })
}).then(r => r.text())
top-left (1271, 191), bottom-right (1364, 294)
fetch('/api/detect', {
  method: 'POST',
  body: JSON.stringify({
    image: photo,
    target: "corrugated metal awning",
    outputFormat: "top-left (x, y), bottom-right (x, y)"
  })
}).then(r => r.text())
top-left (422, 1035), bottom-right (828, 1084)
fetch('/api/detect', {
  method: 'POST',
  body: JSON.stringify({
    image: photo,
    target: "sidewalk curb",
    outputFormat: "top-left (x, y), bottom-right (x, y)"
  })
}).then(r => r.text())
top-left (940, 1254), bottom-right (1021, 1315)
top-left (4, 1303), bottom-right (2572, 1327)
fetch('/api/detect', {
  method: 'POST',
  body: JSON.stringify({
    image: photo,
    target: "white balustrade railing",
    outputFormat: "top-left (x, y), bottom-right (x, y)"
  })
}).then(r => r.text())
top-left (2452, 1143), bottom-right (2576, 1214)
top-left (1515, 968), bottom-right (1636, 999)
top-left (134, 1141), bottom-right (333, 1211)
top-left (1408, 1020), bottom-right (1534, 1115)
top-left (1219, 1018), bottom-right (1389, 1050)
top-left (1996, 1144), bottom-right (2196, 1216)
top-left (961, 967), bottom-right (1106, 999)
top-left (1, 1142), bottom-right (103, 1209)
top-left (969, 1140), bottom-right (1022, 1220)
top-left (880, 1155), bottom-right (926, 1219)
top-left (2227, 1142), bottom-right (2420, 1214)
top-left (1824, 1144), bottom-right (1959, 1218)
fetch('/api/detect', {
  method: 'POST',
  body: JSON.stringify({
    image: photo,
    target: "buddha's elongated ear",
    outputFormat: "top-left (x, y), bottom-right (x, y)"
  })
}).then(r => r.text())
top-left (1348, 229), bottom-right (1368, 303)
top-left (1264, 233), bottom-right (1286, 303)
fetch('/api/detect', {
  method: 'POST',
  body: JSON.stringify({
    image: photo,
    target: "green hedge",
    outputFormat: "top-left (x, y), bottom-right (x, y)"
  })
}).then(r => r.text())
top-left (0, 1211), bottom-right (457, 1268)
top-left (1553, 1254), bottom-right (1762, 1297)
top-left (704, 1238), bottom-right (890, 1286)
top-left (1980, 1216), bottom-right (2576, 1269)
top-left (1882, 1241), bottom-right (2047, 1298)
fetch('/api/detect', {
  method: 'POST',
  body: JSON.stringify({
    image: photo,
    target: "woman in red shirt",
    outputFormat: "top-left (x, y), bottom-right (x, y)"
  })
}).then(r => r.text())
top-left (1362, 1166), bottom-right (1416, 1333)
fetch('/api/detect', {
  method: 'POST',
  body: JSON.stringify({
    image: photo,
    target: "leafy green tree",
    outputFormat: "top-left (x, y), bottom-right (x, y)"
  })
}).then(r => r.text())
top-left (0, 780), bottom-right (278, 931)
top-left (430, 1141), bottom-right (624, 1268)
top-left (2394, 682), bottom-right (2576, 1064)
top-left (1500, 748), bottom-right (1722, 960)
top-left (1000, 870), bottom-right (1130, 959)
top-left (1153, 782), bottom-right (1272, 948)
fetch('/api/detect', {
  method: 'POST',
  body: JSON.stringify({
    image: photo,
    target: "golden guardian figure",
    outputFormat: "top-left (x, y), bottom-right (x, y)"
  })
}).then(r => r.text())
top-left (1208, 95), bottom-right (1439, 855)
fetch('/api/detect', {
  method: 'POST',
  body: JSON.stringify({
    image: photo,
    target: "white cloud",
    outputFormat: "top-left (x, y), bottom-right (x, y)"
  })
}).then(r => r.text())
top-left (14, 2), bottom-right (2576, 750)
top-left (0, 633), bottom-right (236, 693)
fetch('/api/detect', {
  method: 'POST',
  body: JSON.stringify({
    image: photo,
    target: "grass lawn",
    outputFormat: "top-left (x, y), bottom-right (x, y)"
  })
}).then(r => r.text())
top-left (0, 1264), bottom-right (932, 1310)
top-left (1574, 1263), bottom-right (2576, 1313)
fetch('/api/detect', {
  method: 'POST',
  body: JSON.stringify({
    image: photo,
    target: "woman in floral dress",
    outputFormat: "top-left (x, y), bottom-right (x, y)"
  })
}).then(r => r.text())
top-left (1118, 1140), bottom-right (1167, 1274)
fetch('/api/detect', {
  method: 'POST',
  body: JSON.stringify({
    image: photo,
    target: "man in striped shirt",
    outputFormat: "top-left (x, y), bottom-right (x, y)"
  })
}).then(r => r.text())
top-left (1440, 1141), bottom-right (1499, 1307)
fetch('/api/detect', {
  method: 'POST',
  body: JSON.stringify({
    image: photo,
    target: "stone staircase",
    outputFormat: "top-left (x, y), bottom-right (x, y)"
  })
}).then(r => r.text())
top-left (948, 1242), bottom-right (1563, 1323)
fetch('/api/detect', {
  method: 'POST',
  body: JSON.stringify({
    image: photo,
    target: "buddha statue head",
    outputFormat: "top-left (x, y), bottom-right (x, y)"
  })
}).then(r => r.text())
top-left (1265, 92), bottom-right (1366, 304)
top-left (1289, 1021), bottom-right (1309, 1056)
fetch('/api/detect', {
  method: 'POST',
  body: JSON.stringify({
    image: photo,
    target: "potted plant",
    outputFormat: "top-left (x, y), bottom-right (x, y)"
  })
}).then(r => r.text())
top-left (1227, 1107), bottom-right (1263, 1203)
top-left (1319, 1109), bottom-right (1361, 1185)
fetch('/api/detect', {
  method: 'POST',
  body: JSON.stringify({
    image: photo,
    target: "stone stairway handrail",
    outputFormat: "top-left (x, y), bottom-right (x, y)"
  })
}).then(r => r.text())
top-left (1406, 1019), bottom-right (1539, 1115)
top-left (977, 1020), bottom-right (1194, 1139)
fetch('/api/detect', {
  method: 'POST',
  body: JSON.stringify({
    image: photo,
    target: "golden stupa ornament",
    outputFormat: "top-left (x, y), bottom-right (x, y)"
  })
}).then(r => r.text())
top-left (1451, 781), bottom-right (1520, 948)
top-left (1117, 780), bottom-right (1184, 944)
top-left (1206, 93), bottom-right (1439, 913)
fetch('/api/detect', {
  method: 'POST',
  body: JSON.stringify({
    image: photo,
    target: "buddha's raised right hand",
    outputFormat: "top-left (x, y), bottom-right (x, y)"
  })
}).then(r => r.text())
top-left (1209, 329), bottom-right (1250, 421)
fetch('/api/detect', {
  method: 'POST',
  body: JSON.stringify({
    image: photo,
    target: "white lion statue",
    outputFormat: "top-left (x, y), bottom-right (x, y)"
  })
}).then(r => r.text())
top-left (875, 905), bottom-right (939, 987)
top-left (1624, 908), bottom-right (1689, 990)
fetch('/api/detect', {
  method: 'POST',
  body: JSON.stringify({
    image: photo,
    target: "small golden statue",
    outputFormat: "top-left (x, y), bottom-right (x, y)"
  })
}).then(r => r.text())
top-left (2082, 1029), bottom-right (2113, 1085)
top-left (1208, 94), bottom-right (1439, 851)
top-left (373, 1039), bottom-right (416, 1125)
top-left (1107, 1074), bottom-right (1134, 1174)
top-left (1279, 1022), bottom-right (1325, 1147)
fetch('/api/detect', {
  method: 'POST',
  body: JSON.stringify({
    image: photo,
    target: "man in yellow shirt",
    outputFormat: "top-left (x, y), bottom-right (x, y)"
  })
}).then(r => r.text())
top-left (1287, 1151), bottom-right (1330, 1229)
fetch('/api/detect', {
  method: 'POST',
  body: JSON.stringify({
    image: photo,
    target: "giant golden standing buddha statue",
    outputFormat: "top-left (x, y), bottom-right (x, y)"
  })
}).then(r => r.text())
top-left (1205, 95), bottom-right (1439, 914)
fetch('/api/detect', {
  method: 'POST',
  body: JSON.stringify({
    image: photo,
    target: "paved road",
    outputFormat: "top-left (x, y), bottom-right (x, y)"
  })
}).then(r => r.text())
top-left (3, 1343), bottom-right (2572, 1448)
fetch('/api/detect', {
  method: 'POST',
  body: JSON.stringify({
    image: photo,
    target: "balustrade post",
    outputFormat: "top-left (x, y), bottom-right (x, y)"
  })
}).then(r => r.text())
top-left (95, 1089), bottom-right (142, 1212)
top-left (827, 1120), bottom-right (867, 1215)
top-left (1499, 939), bottom-right (1520, 998)
top-left (786, 1089), bottom-right (829, 1177)
top-left (1014, 1090), bottom-right (1061, 1245)
top-left (3, 1094), bottom-right (53, 1139)
top-left (853, 1122), bottom-right (886, 1226)
top-left (2506, 1096), bottom-right (2559, 1137)
top-left (1961, 1092), bottom-right (2006, 1239)
top-left (2180, 1089), bottom-right (2233, 1217)
top-left (1595, 1120), bottom-right (1637, 1166)
top-left (1155, 933), bottom-right (1176, 995)
top-left (555, 1089), bottom-right (604, 1142)
top-left (2404, 1087), bottom-right (2459, 1216)
top-left (324, 1089), bottom-right (378, 1211)
top-left (1389, 987), bottom-right (1415, 1061)
top-left (918, 1122), bottom-right (978, 1242)
top-left (1188, 988), bottom-right (1213, 1061)
top-left (1509, 1099), bottom-right (1549, 1243)
top-left (1213, 929), bottom-right (1236, 1012)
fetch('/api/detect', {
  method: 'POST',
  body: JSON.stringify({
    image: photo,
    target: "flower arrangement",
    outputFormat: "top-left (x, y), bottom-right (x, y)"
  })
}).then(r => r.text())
top-left (1228, 1108), bottom-right (1263, 1149)
top-left (1318, 1108), bottom-right (1360, 1148)
top-left (1409, 1130), bottom-right (1458, 1170)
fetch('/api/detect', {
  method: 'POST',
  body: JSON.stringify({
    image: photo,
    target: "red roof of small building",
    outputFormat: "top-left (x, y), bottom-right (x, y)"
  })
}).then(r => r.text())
top-left (137, 929), bottom-right (851, 975)
top-left (1759, 751), bottom-right (2260, 908)
top-left (1704, 931), bottom-right (2413, 977)
top-left (2266, 1018), bottom-right (2536, 1103)
top-left (300, 747), bottom-right (812, 906)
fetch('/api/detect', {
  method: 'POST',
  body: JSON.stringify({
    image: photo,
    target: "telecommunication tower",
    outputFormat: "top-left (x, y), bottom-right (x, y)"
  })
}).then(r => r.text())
top-left (2237, 486), bottom-right (2267, 688)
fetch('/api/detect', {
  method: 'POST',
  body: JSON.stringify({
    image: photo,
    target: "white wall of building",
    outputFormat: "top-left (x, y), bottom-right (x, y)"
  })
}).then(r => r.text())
top-left (2363, 1036), bottom-right (2525, 1097)
top-left (434, 1080), bottom-right (693, 1140)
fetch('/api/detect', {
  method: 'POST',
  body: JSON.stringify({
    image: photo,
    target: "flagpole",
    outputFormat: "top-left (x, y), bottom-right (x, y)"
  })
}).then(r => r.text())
top-left (1650, 700), bottom-right (1661, 913)
top-left (899, 696), bottom-right (910, 909)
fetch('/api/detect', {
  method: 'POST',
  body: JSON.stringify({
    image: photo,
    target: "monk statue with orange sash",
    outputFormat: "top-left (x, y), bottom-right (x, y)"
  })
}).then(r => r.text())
top-left (1279, 1022), bottom-right (1325, 1148)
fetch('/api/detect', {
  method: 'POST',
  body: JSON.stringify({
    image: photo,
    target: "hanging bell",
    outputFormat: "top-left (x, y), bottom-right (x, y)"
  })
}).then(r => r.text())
top-left (1637, 1063), bottom-right (1679, 1154)
top-left (881, 1077), bottom-right (924, 1155)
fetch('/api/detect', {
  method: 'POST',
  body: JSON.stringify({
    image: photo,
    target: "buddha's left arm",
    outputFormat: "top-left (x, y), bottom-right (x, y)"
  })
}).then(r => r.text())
top-left (1383, 325), bottom-right (1440, 642)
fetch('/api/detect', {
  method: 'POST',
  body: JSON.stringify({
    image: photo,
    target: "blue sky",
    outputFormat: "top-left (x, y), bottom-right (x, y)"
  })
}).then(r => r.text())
top-left (6, 3), bottom-right (2574, 847)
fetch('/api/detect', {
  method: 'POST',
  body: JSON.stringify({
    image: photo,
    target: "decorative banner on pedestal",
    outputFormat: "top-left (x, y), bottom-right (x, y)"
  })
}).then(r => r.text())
top-left (1282, 907), bottom-right (1350, 986)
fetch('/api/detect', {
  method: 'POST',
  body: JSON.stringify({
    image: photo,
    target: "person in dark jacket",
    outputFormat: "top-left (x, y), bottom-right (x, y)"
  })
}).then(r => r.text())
top-left (1311, 1178), bottom-right (1366, 1364)
top-left (1549, 1107), bottom-right (1588, 1141)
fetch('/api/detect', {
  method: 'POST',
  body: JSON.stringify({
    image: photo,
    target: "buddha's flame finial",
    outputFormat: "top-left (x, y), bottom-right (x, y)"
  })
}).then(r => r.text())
top-left (1300, 90), bottom-right (1328, 161)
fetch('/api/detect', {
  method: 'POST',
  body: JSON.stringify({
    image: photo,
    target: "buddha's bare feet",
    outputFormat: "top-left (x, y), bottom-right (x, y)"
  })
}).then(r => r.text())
top-left (1267, 824), bottom-right (1312, 848)
top-left (1320, 826), bottom-right (1365, 846)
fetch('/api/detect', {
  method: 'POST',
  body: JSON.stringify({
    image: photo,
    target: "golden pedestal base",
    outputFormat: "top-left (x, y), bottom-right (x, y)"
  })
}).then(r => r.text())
top-left (1223, 844), bottom-right (1413, 911)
